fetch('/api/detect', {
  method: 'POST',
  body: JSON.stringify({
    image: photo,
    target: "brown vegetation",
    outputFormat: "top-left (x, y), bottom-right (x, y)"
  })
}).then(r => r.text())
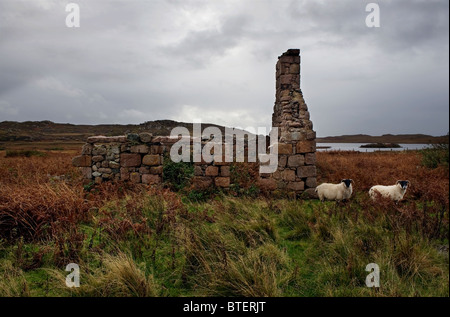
top-left (0, 149), bottom-right (448, 296)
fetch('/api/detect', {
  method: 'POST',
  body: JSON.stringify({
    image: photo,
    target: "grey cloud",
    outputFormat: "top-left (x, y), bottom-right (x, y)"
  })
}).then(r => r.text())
top-left (164, 15), bottom-right (249, 68)
top-left (0, 0), bottom-right (448, 136)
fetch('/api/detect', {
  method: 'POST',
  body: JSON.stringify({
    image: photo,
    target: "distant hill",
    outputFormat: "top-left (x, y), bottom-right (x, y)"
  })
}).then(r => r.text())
top-left (1, 120), bottom-right (448, 145)
top-left (317, 134), bottom-right (449, 144)
top-left (0, 120), bottom-right (225, 143)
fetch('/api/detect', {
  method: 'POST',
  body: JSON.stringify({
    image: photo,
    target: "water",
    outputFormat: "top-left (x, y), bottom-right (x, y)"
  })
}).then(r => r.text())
top-left (317, 143), bottom-right (430, 152)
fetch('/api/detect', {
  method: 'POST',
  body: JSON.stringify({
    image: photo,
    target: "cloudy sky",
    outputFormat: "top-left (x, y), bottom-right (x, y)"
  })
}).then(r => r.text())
top-left (0, 0), bottom-right (448, 136)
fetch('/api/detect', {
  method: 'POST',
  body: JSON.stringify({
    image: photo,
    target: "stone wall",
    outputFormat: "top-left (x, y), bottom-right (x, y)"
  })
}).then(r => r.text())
top-left (72, 49), bottom-right (316, 196)
top-left (73, 134), bottom-right (237, 190)
top-left (72, 134), bottom-right (166, 185)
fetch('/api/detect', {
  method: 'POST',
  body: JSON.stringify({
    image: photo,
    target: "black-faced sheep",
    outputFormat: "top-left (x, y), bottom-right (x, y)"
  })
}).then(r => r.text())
top-left (315, 179), bottom-right (353, 202)
top-left (369, 180), bottom-right (410, 202)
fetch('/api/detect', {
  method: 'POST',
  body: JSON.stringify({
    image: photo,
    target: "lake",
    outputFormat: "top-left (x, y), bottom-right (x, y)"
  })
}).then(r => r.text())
top-left (317, 143), bottom-right (430, 152)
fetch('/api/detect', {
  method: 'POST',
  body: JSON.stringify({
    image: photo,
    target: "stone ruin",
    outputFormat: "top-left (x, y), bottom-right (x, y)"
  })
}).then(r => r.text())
top-left (270, 49), bottom-right (317, 195)
top-left (73, 49), bottom-right (316, 196)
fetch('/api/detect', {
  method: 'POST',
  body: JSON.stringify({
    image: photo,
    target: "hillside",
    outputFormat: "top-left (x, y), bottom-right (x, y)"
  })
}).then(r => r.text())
top-left (316, 133), bottom-right (449, 144)
top-left (0, 120), bottom-right (448, 147)
top-left (0, 120), bottom-right (231, 145)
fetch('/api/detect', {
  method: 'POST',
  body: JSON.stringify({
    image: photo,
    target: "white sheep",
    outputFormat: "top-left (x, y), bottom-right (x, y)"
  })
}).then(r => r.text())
top-left (369, 180), bottom-right (410, 202)
top-left (315, 179), bottom-right (353, 202)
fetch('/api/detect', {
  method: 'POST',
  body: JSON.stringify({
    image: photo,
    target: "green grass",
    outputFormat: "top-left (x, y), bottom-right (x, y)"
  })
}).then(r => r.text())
top-left (420, 143), bottom-right (449, 169)
top-left (0, 192), bottom-right (448, 297)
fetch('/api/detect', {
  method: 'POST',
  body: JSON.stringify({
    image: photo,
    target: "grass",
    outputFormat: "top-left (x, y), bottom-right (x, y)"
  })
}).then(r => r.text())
top-left (5, 150), bottom-right (47, 158)
top-left (0, 150), bottom-right (448, 297)
top-left (420, 143), bottom-right (449, 169)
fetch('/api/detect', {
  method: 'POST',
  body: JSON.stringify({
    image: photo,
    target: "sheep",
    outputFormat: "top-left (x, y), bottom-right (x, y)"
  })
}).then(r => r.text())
top-left (369, 180), bottom-right (410, 202)
top-left (315, 179), bottom-right (353, 202)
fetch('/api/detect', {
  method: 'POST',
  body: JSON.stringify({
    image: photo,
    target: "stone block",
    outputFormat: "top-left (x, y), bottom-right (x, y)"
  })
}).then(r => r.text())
top-left (130, 144), bottom-right (149, 154)
top-left (220, 166), bottom-right (230, 177)
top-left (278, 155), bottom-right (287, 167)
top-left (296, 140), bottom-right (316, 153)
top-left (92, 146), bottom-right (107, 156)
top-left (305, 177), bottom-right (317, 188)
top-left (290, 132), bottom-right (302, 141)
top-left (287, 181), bottom-right (305, 191)
top-left (297, 166), bottom-right (316, 178)
top-left (281, 169), bottom-right (296, 182)
top-left (92, 155), bottom-right (104, 163)
top-left (87, 135), bottom-right (127, 143)
top-left (120, 168), bottom-right (130, 181)
top-left (81, 143), bottom-right (93, 155)
top-left (278, 143), bottom-right (293, 155)
top-left (127, 134), bottom-right (140, 142)
top-left (110, 145), bottom-right (120, 154)
top-left (205, 166), bottom-right (219, 177)
top-left (289, 63), bottom-right (300, 74)
top-left (215, 177), bottom-right (230, 188)
top-left (142, 155), bottom-right (160, 166)
top-left (150, 145), bottom-right (164, 154)
top-left (72, 155), bottom-right (91, 167)
top-left (139, 166), bottom-right (150, 174)
top-left (287, 155), bottom-right (304, 167)
top-left (306, 130), bottom-right (316, 141)
top-left (272, 170), bottom-right (282, 180)
top-left (280, 74), bottom-right (293, 85)
top-left (109, 161), bottom-right (120, 169)
top-left (139, 132), bottom-right (153, 143)
top-left (130, 172), bottom-right (141, 183)
top-left (193, 176), bottom-right (213, 190)
top-left (142, 174), bottom-right (161, 185)
top-left (121, 153), bottom-right (141, 167)
top-left (150, 166), bottom-right (163, 175)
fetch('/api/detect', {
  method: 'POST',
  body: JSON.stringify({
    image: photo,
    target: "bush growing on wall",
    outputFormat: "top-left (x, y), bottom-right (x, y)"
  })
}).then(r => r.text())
top-left (162, 155), bottom-right (194, 191)
top-left (229, 162), bottom-right (260, 197)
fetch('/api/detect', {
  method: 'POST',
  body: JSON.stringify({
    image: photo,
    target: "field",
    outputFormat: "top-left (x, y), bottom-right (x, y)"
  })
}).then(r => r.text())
top-left (0, 148), bottom-right (448, 297)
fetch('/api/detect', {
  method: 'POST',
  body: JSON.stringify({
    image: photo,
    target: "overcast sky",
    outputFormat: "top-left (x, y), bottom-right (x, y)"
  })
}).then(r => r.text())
top-left (0, 0), bottom-right (448, 136)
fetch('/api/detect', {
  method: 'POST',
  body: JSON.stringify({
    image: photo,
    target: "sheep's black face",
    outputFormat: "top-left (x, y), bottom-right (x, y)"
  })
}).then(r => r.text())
top-left (398, 180), bottom-right (409, 190)
top-left (341, 179), bottom-right (352, 188)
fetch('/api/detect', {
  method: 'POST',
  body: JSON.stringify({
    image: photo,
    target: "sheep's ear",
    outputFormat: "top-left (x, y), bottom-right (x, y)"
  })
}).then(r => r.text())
top-left (406, 180), bottom-right (410, 185)
top-left (396, 180), bottom-right (401, 184)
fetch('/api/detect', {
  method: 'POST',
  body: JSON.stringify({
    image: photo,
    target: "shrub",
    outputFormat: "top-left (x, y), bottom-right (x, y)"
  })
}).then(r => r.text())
top-left (230, 162), bottom-right (259, 186)
top-left (420, 143), bottom-right (449, 169)
top-left (185, 188), bottom-right (217, 202)
top-left (162, 156), bottom-right (194, 191)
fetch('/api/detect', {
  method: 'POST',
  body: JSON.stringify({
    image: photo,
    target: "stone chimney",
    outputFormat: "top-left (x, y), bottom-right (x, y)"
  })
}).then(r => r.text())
top-left (272, 49), bottom-right (317, 195)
